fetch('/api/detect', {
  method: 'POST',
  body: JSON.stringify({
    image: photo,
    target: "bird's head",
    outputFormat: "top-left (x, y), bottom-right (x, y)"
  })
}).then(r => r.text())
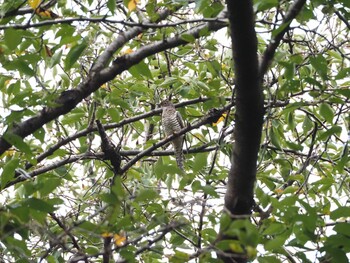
top-left (159, 100), bottom-right (174, 108)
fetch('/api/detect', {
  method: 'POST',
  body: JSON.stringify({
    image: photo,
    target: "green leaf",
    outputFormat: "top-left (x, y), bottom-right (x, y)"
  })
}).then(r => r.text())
top-left (193, 152), bottom-right (208, 172)
top-left (302, 115), bottom-right (314, 134)
top-left (285, 141), bottom-right (303, 151)
top-left (335, 68), bottom-right (350, 79)
top-left (191, 180), bottom-right (201, 193)
top-left (107, 108), bottom-right (121, 122)
top-left (4, 29), bottom-right (22, 51)
top-left (107, 0), bottom-right (116, 13)
top-left (100, 192), bottom-right (119, 204)
top-left (181, 34), bottom-right (195, 43)
top-left (287, 111), bottom-right (295, 130)
top-left (160, 77), bottom-right (179, 87)
top-left (318, 126), bottom-right (342, 141)
top-left (78, 221), bottom-right (100, 232)
top-left (264, 235), bottom-right (287, 250)
top-left (334, 222), bottom-right (350, 236)
top-left (201, 185), bottom-right (219, 197)
top-left (24, 198), bottom-right (56, 213)
top-left (3, 133), bottom-right (34, 160)
top-left (4, 59), bottom-right (35, 76)
top-left (272, 22), bottom-right (290, 38)
top-left (195, 0), bottom-right (210, 13)
top-left (1, 158), bottom-right (20, 188)
top-left (128, 60), bottom-right (153, 79)
top-left (37, 175), bottom-right (61, 196)
top-left (33, 128), bottom-right (45, 143)
top-left (219, 212), bottom-right (231, 231)
top-left (335, 88), bottom-right (350, 98)
top-left (310, 55), bottom-right (328, 80)
top-left (64, 41), bottom-right (88, 70)
top-left (258, 256), bottom-right (282, 263)
top-left (3, 237), bottom-right (30, 256)
top-left (170, 250), bottom-right (189, 262)
top-left (262, 222), bottom-right (286, 235)
top-left (135, 189), bottom-right (159, 202)
top-left (201, 228), bottom-right (217, 241)
top-left (254, 0), bottom-right (278, 12)
top-left (86, 246), bottom-right (100, 255)
top-left (49, 50), bottom-right (63, 68)
top-left (270, 128), bottom-right (281, 149)
top-left (319, 103), bottom-right (334, 123)
top-left (330, 207), bottom-right (350, 220)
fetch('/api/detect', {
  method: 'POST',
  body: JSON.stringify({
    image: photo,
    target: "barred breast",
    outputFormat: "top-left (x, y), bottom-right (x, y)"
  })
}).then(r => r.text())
top-left (162, 108), bottom-right (182, 136)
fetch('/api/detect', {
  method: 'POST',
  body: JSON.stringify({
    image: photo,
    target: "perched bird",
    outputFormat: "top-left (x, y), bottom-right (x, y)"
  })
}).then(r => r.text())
top-left (160, 100), bottom-right (185, 172)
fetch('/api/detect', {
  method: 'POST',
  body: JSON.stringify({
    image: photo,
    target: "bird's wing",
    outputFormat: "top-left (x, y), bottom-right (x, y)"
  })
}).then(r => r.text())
top-left (176, 111), bottom-right (184, 129)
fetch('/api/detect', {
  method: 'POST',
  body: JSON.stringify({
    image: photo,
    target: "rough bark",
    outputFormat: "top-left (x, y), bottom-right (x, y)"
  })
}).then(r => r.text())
top-left (218, 1), bottom-right (264, 262)
top-left (225, 0), bottom-right (263, 219)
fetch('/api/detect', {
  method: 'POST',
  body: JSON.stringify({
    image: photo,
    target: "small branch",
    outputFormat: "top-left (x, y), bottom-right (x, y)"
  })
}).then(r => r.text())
top-left (2, 142), bottom-right (221, 190)
top-left (335, 10), bottom-right (350, 30)
top-left (49, 213), bottom-right (81, 251)
top-left (96, 120), bottom-right (122, 176)
top-left (0, 16), bottom-right (228, 30)
top-left (259, 0), bottom-right (307, 78)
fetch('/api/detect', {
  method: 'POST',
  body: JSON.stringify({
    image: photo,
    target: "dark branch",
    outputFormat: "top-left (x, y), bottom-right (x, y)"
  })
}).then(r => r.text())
top-left (258, 0), bottom-right (307, 78)
top-left (96, 120), bottom-right (122, 176)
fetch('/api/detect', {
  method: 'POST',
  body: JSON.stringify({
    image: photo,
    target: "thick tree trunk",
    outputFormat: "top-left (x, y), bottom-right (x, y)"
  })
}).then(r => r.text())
top-left (217, 1), bottom-right (264, 262)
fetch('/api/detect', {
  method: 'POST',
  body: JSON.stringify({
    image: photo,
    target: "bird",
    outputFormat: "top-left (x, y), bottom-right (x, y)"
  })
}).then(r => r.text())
top-left (160, 100), bottom-right (185, 172)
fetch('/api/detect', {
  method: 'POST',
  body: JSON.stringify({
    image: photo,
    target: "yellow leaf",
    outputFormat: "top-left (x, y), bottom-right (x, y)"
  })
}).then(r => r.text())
top-left (246, 246), bottom-right (257, 260)
top-left (127, 0), bottom-right (139, 11)
top-left (122, 48), bottom-right (133, 55)
top-left (101, 232), bottom-right (113, 238)
top-left (274, 188), bottom-right (283, 195)
top-left (114, 233), bottom-right (126, 246)
top-left (212, 113), bottom-right (227, 126)
top-left (28, 0), bottom-right (40, 9)
top-left (1, 149), bottom-right (16, 158)
top-left (36, 8), bottom-right (59, 19)
top-left (229, 241), bottom-right (244, 253)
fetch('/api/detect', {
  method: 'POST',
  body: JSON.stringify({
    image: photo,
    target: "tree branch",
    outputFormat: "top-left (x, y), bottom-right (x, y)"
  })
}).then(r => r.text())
top-left (2, 137), bottom-right (224, 189)
top-left (99, 11), bottom-right (227, 80)
top-left (0, 16), bottom-right (227, 30)
top-left (258, 0), bottom-right (307, 78)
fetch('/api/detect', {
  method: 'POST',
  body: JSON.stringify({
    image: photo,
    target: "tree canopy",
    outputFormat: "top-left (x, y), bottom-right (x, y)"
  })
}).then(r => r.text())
top-left (0, 0), bottom-right (349, 262)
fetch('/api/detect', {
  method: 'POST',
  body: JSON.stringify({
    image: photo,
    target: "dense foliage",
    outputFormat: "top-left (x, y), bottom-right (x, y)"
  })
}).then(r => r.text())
top-left (0, 0), bottom-right (349, 262)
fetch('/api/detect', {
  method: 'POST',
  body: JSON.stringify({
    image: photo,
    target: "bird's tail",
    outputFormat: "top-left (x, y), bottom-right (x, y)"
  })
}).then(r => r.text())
top-left (173, 137), bottom-right (185, 172)
top-left (175, 148), bottom-right (185, 172)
